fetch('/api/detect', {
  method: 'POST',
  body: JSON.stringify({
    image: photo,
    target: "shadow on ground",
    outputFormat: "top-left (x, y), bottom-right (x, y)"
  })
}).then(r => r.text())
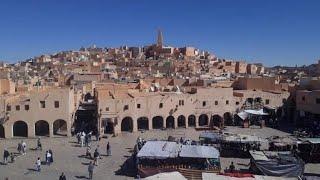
top-left (114, 155), bottom-right (137, 177)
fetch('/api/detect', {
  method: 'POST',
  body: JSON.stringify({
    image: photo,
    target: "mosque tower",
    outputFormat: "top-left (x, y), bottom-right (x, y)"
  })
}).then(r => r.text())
top-left (157, 29), bottom-right (163, 47)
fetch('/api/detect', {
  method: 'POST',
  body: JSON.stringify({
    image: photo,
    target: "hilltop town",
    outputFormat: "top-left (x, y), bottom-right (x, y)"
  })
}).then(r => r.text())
top-left (0, 31), bottom-right (320, 180)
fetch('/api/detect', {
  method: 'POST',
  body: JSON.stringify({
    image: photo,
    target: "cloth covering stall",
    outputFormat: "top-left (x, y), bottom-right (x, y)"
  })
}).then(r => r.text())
top-left (249, 151), bottom-right (304, 177)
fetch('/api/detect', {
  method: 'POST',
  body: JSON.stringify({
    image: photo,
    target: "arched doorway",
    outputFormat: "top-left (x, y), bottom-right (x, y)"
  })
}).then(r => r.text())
top-left (199, 114), bottom-right (208, 126)
top-left (223, 112), bottom-right (233, 126)
top-left (137, 117), bottom-right (149, 130)
top-left (103, 118), bottom-right (114, 134)
top-left (53, 119), bottom-right (67, 136)
top-left (166, 116), bottom-right (175, 129)
top-left (0, 125), bottom-right (5, 138)
top-left (177, 115), bottom-right (186, 128)
top-left (35, 120), bottom-right (49, 136)
top-left (121, 117), bottom-right (133, 132)
top-left (211, 115), bottom-right (223, 127)
top-left (13, 121), bottom-right (28, 137)
top-left (188, 115), bottom-right (196, 127)
top-left (152, 116), bottom-right (164, 129)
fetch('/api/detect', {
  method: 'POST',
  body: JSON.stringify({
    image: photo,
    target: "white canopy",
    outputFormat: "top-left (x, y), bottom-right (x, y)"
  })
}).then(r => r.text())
top-left (137, 141), bottom-right (180, 159)
top-left (237, 111), bottom-right (249, 120)
top-left (179, 145), bottom-right (220, 159)
top-left (202, 173), bottom-right (298, 180)
top-left (244, 109), bottom-right (269, 116)
top-left (143, 172), bottom-right (187, 180)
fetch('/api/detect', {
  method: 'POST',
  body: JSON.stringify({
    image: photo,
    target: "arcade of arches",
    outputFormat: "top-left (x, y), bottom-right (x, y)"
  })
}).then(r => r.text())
top-left (11, 119), bottom-right (68, 138)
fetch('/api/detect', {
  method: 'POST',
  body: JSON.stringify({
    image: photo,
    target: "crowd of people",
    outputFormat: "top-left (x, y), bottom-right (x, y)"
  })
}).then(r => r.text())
top-left (2, 133), bottom-right (112, 180)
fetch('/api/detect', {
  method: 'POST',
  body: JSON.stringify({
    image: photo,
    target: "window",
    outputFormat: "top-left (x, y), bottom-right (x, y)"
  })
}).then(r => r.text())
top-left (54, 101), bottom-right (59, 108)
top-left (316, 98), bottom-right (320, 104)
top-left (25, 105), bottom-right (29, 111)
top-left (16, 105), bottom-right (20, 111)
top-left (236, 101), bottom-right (239, 105)
top-left (40, 101), bottom-right (46, 108)
top-left (6, 105), bottom-right (11, 111)
top-left (265, 99), bottom-right (270, 105)
top-left (124, 105), bottom-right (129, 111)
top-left (182, 100), bottom-right (184, 106)
top-left (226, 100), bottom-right (229, 105)
top-left (159, 103), bottom-right (163, 108)
top-left (202, 101), bottom-right (206, 107)
top-left (302, 96), bottom-right (305, 101)
top-left (105, 107), bottom-right (109, 111)
top-left (137, 104), bottom-right (141, 109)
top-left (215, 101), bottom-right (218, 105)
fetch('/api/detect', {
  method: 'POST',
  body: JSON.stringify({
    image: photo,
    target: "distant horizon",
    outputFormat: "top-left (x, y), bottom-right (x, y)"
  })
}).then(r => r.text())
top-left (1, 0), bottom-right (320, 66)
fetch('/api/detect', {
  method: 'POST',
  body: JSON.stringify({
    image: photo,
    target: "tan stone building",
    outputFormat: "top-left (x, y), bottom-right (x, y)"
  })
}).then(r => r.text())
top-left (0, 87), bottom-right (75, 138)
top-left (296, 90), bottom-right (320, 115)
top-left (95, 82), bottom-right (289, 135)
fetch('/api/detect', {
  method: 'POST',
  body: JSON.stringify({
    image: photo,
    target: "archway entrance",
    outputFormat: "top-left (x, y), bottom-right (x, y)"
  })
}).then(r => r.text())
top-left (223, 112), bottom-right (233, 126)
top-left (188, 115), bottom-right (196, 127)
top-left (13, 121), bottom-right (28, 137)
top-left (211, 115), bottom-right (223, 127)
top-left (199, 114), bottom-right (208, 126)
top-left (35, 120), bottom-right (49, 136)
top-left (53, 119), bottom-right (67, 136)
top-left (137, 117), bottom-right (149, 130)
top-left (152, 116), bottom-right (164, 129)
top-left (103, 119), bottom-right (114, 134)
top-left (0, 125), bottom-right (4, 138)
top-left (177, 115), bottom-right (186, 128)
top-left (166, 116), bottom-right (175, 129)
top-left (121, 117), bottom-right (133, 132)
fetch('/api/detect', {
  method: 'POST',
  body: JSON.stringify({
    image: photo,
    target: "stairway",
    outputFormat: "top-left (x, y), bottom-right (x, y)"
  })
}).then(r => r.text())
top-left (178, 168), bottom-right (203, 180)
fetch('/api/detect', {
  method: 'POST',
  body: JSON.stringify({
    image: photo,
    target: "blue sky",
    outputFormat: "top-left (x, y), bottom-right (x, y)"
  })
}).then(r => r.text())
top-left (0, 0), bottom-right (320, 66)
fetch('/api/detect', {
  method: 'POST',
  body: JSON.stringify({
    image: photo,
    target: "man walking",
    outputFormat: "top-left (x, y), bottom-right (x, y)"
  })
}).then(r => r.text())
top-left (49, 149), bottom-right (54, 163)
top-left (17, 141), bottom-right (22, 155)
top-left (36, 157), bottom-right (41, 172)
top-left (107, 142), bottom-right (111, 156)
top-left (46, 151), bottom-right (52, 165)
top-left (3, 148), bottom-right (9, 164)
top-left (80, 132), bottom-right (85, 147)
top-left (22, 141), bottom-right (27, 155)
top-left (88, 161), bottom-right (94, 179)
top-left (93, 149), bottom-right (100, 166)
top-left (37, 138), bottom-right (42, 151)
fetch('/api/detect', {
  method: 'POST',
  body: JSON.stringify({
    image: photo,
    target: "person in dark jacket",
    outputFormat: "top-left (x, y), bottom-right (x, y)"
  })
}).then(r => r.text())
top-left (3, 149), bottom-right (10, 164)
top-left (59, 172), bottom-right (66, 180)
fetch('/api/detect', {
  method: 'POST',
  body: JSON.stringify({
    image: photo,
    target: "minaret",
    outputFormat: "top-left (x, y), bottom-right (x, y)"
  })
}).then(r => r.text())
top-left (157, 29), bottom-right (163, 47)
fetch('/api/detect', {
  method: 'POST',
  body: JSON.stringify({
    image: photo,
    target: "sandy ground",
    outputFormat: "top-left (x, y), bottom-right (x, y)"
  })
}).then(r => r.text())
top-left (0, 126), bottom-right (318, 180)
